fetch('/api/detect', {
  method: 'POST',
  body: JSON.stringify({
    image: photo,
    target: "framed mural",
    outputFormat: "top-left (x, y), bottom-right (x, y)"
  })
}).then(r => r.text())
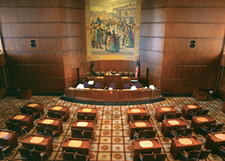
top-left (86, 0), bottom-right (141, 61)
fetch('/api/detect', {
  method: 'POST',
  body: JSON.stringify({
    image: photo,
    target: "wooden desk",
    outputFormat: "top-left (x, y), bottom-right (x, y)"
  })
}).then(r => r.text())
top-left (132, 138), bottom-right (161, 161)
top-left (129, 121), bottom-right (153, 139)
top-left (48, 105), bottom-right (70, 121)
top-left (22, 135), bottom-right (53, 157)
top-left (37, 118), bottom-right (63, 135)
top-left (161, 119), bottom-right (187, 137)
top-left (155, 106), bottom-right (177, 122)
top-left (77, 107), bottom-right (98, 120)
top-left (205, 132), bottom-right (225, 153)
top-left (170, 136), bottom-right (202, 159)
top-left (193, 90), bottom-right (207, 101)
top-left (191, 115), bottom-right (216, 133)
top-left (23, 103), bottom-right (44, 116)
top-left (71, 121), bottom-right (95, 139)
top-left (9, 114), bottom-right (34, 131)
top-left (182, 104), bottom-right (202, 119)
top-left (67, 88), bottom-right (154, 103)
top-left (62, 138), bottom-right (91, 154)
top-left (127, 108), bottom-right (148, 123)
top-left (0, 129), bottom-right (18, 151)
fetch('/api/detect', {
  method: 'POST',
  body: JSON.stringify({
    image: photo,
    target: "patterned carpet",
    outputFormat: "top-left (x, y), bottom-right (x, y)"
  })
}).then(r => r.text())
top-left (0, 95), bottom-right (224, 161)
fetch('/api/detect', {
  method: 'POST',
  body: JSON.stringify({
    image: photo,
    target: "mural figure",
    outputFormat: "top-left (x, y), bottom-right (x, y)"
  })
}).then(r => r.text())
top-left (89, 0), bottom-right (136, 56)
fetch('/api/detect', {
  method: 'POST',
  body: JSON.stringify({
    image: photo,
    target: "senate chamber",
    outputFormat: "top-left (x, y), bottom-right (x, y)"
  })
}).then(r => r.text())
top-left (0, 0), bottom-right (225, 161)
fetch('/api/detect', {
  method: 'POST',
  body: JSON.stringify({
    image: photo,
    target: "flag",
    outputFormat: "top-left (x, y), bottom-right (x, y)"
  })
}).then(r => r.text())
top-left (91, 61), bottom-right (95, 75)
top-left (135, 59), bottom-right (139, 77)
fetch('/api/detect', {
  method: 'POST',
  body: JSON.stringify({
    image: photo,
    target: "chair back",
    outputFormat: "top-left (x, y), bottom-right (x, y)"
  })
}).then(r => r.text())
top-left (138, 131), bottom-right (148, 139)
top-left (184, 128), bottom-right (193, 136)
top-left (72, 129), bottom-right (83, 138)
top-left (26, 109), bottom-right (34, 116)
top-left (83, 131), bottom-right (92, 139)
top-left (135, 82), bottom-right (141, 88)
top-left (201, 109), bottom-right (209, 115)
top-left (143, 153), bottom-right (155, 161)
top-left (123, 83), bottom-right (130, 89)
top-left (36, 125), bottom-right (45, 135)
top-left (48, 111), bottom-right (55, 118)
top-left (55, 112), bottom-right (62, 119)
top-left (195, 110), bottom-right (203, 116)
top-left (155, 153), bottom-right (167, 161)
top-left (207, 123), bottom-right (216, 130)
top-left (142, 115), bottom-right (150, 121)
top-left (94, 82), bottom-right (101, 89)
top-left (198, 150), bottom-right (211, 159)
top-left (166, 113), bottom-right (175, 119)
top-left (62, 151), bottom-right (75, 161)
top-left (77, 114), bottom-right (86, 120)
top-left (123, 72), bottom-right (128, 76)
top-left (87, 115), bottom-right (95, 121)
top-left (100, 71), bottom-right (105, 76)
top-left (214, 123), bottom-right (224, 132)
top-left (13, 123), bottom-right (22, 132)
top-left (175, 112), bottom-right (182, 118)
top-left (188, 150), bottom-right (201, 159)
top-left (5, 121), bottom-right (14, 131)
top-left (18, 147), bottom-right (32, 159)
top-left (0, 148), bottom-right (4, 160)
top-left (19, 107), bottom-right (27, 114)
top-left (45, 128), bottom-right (53, 136)
top-left (30, 151), bottom-right (42, 161)
top-left (76, 153), bottom-right (88, 161)
top-left (112, 71), bottom-right (117, 74)
top-left (109, 83), bottom-right (115, 89)
top-left (147, 130), bottom-right (157, 138)
top-left (129, 72), bottom-right (135, 77)
top-left (132, 115), bottom-right (142, 121)
top-left (84, 82), bottom-right (89, 88)
top-left (175, 129), bottom-right (185, 137)
top-left (95, 72), bottom-right (100, 76)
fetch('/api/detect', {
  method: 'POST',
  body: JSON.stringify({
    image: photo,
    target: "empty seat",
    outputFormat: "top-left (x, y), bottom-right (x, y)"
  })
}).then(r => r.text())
top-left (83, 130), bottom-right (93, 139)
top-left (142, 115), bottom-right (150, 121)
top-left (45, 128), bottom-right (58, 138)
top-left (135, 82), bottom-right (141, 88)
top-left (84, 82), bottom-right (89, 88)
top-left (155, 153), bottom-right (167, 161)
top-left (13, 123), bottom-right (27, 136)
top-left (77, 114), bottom-right (86, 120)
top-left (200, 123), bottom-right (216, 135)
top-left (175, 112), bottom-right (182, 118)
top-left (129, 72), bottom-right (135, 77)
top-left (72, 129), bottom-right (83, 138)
top-left (55, 112), bottom-right (66, 121)
top-left (75, 153), bottom-right (89, 161)
top-left (163, 113), bottom-right (175, 120)
top-left (18, 147), bottom-right (33, 160)
top-left (86, 115), bottom-right (95, 121)
top-left (36, 126), bottom-right (46, 135)
top-left (112, 71), bottom-right (117, 74)
top-left (62, 151), bottom-right (76, 161)
top-left (5, 121), bottom-right (14, 131)
top-left (19, 107), bottom-right (27, 114)
top-left (123, 72), bottom-right (128, 76)
top-left (109, 83), bottom-right (115, 89)
top-left (95, 72), bottom-right (100, 76)
top-left (123, 83), bottom-right (130, 89)
top-left (31, 150), bottom-right (47, 161)
top-left (27, 109), bottom-right (39, 119)
top-left (169, 128), bottom-right (185, 138)
top-left (94, 82), bottom-right (101, 89)
top-left (130, 115), bottom-right (142, 121)
top-left (100, 71), bottom-right (105, 76)
top-left (146, 130), bottom-right (157, 138)
top-left (139, 153), bottom-right (155, 161)
top-left (201, 109), bottom-right (209, 115)
top-left (198, 150), bottom-right (211, 161)
top-left (48, 111), bottom-right (55, 118)
top-left (184, 128), bottom-right (194, 136)
top-left (214, 123), bottom-right (224, 132)
top-left (134, 131), bottom-right (148, 139)
top-left (180, 150), bottom-right (201, 161)
top-left (0, 144), bottom-right (11, 159)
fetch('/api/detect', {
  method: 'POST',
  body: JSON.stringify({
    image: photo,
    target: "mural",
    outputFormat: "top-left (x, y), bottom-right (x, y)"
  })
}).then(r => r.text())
top-left (86, 0), bottom-right (141, 61)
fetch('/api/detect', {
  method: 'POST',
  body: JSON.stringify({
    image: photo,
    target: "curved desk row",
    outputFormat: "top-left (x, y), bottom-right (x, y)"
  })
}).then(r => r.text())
top-left (63, 88), bottom-right (164, 105)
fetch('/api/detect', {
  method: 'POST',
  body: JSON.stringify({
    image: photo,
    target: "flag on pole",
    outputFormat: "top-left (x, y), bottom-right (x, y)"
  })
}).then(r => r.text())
top-left (91, 61), bottom-right (95, 76)
top-left (135, 59), bottom-right (139, 77)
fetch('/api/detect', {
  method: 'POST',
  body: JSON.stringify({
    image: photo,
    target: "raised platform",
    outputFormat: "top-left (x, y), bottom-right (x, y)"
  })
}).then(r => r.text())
top-left (61, 88), bottom-right (164, 105)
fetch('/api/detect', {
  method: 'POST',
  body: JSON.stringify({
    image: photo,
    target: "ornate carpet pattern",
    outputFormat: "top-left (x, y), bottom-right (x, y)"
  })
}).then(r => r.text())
top-left (0, 96), bottom-right (224, 161)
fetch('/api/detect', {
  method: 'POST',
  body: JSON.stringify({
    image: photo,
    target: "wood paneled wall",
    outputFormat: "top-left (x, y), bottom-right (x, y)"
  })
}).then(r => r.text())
top-left (141, 0), bottom-right (225, 93)
top-left (0, 0), bottom-right (86, 93)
